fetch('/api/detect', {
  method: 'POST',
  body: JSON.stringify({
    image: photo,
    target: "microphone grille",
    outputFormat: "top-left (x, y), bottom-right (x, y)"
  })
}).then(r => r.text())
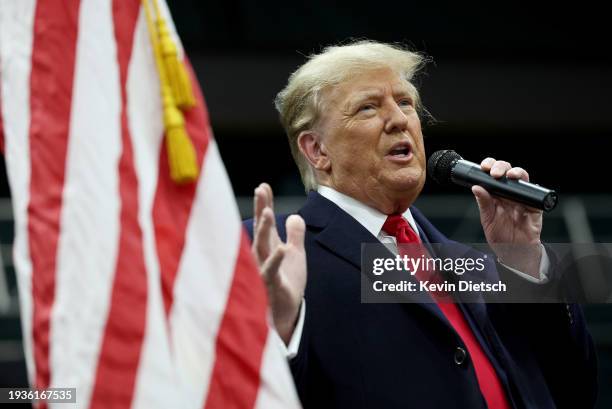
top-left (427, 150), bottom-right (462, 185)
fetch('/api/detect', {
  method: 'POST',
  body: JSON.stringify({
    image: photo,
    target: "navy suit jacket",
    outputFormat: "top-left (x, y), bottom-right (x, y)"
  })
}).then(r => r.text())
top-left (244, 191), bottom-right (598, 409)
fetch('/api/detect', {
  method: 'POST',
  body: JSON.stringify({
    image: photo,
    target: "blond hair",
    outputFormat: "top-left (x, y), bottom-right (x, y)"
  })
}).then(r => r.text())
top-left (275, 40), bottom-right (428, 191)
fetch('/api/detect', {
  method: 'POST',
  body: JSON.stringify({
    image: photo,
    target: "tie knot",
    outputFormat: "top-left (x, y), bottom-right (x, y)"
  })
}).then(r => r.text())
top-left (383, 214), bottom-right (420, 244)
top-left (382, 214), bottom-right (411, 236)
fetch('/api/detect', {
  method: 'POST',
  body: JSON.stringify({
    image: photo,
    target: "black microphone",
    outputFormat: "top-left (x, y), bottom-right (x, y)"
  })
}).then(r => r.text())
top-left (427, 150), bottom-right (558, 212)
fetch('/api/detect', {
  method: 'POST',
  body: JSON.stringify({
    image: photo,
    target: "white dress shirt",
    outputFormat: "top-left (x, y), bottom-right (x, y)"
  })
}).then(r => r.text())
top-left (274, 186), bottom-right (550, 358)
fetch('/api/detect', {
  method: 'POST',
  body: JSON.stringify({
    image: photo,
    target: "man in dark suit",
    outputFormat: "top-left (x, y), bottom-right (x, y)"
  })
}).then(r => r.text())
top-left (245, 41), bottom-right (598, 408)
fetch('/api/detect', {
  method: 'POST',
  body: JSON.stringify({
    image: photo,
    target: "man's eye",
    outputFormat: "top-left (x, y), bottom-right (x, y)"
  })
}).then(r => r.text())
top-left (398, 99), bottom-right (414, 108)
top-left (358, 104), bottom-right (376, 112)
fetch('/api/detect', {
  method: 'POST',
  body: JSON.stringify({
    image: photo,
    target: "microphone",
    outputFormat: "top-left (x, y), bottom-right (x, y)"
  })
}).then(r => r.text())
top-left (427, 150), bottom-right (558, 212)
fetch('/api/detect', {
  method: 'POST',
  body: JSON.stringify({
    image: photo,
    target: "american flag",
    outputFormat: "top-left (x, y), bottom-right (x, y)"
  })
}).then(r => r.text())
top-left (0, 1), bottom-right (301, 408)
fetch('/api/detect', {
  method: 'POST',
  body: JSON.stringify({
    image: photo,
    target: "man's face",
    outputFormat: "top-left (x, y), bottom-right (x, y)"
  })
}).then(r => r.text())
top-left (316, 67), bottom-right (426, 213)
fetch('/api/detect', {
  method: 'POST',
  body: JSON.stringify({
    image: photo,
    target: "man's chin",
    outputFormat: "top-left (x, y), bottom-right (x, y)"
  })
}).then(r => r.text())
top-left (386, 169), bottom-right (425, 192)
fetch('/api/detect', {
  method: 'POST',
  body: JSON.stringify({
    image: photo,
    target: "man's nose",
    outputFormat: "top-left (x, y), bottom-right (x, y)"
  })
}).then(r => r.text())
top-left (383, 102), bottom-right (409, 134)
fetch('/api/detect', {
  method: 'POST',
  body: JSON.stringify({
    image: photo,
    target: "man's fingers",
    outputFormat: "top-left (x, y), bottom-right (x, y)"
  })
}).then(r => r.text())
top-left (254, 207), bottom-right (275, 261)
top-left (481, 157), bottom-right (496, 171)
top-left (261, 183), bottom-right (274, 210)
top-left (490, 160), bottom-right (512, 178)
top-left (258, 207), bottom-right (276, 239)
top-left (286, 215), bottom-right (306, 249)
top-left (253, 183), bottom-right (275, 227)
top-left (253, 186), bottom-right (266, 228)
top-left (506, 167), bottom-right (529, 182)
top-left (261, 245), bottom-right (285, 285)
top-left (481, 158), bottom-right (529, 181)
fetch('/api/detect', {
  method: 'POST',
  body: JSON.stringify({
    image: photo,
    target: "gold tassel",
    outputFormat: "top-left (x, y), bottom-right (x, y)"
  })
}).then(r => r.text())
top-left (154, 1), bottom-right (196, 109)
top-left (162, 87), bottom-right (198, 183)
top-left (142, 0), bottom-right (198, 184)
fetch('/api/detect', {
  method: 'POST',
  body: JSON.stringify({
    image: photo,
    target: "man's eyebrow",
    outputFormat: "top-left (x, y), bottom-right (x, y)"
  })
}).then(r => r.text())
top-left (344, 86), bottom-right (415, 109)
top-left (350, 90), bottom-right (383, 101)
top-left (345, 90), bottom-right (384, 108)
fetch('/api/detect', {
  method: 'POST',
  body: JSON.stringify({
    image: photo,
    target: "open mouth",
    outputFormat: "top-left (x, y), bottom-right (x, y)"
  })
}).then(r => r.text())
top-left (387, 142), bottom-right (412, 159)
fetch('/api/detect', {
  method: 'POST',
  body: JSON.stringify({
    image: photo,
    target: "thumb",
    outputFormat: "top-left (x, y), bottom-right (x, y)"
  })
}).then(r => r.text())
top-left (286, 215), bottom-right (306, 249)
top-left (472, 185), bottom-right (495, 220)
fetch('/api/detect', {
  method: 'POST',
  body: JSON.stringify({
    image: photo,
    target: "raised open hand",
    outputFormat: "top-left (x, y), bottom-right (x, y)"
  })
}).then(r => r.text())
top-left (252, 183), bottom-right (307, 344)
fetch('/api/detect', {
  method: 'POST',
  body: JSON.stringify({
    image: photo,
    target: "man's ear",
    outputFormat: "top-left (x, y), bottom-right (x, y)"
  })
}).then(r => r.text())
top-left (297, 131), bottom-right (331, 171)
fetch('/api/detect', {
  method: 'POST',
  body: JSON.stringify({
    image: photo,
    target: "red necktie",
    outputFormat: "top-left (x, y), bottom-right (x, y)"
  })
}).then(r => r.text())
top-left (383, 215), bottom-right (511, 409)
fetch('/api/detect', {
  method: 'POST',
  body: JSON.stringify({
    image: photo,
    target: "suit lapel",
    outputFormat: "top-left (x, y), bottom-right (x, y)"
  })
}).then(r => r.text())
top-left (299, 192), bottom-right (451, 325)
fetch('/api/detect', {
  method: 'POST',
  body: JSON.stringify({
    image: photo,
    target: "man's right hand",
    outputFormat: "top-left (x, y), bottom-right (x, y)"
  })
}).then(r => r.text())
top-left (252, 183), bottom-right (307, 345)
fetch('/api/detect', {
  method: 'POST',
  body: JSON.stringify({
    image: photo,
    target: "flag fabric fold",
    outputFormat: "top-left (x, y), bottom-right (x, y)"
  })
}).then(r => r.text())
top-left (0, 1), bottom-right (301, 408)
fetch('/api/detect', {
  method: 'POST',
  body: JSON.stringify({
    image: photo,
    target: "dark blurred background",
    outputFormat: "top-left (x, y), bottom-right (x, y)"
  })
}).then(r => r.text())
top-left (0, 1), bottom-right (611, 407)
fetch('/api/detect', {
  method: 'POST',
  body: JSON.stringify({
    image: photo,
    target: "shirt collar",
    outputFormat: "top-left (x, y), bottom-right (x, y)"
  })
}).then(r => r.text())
top-left (317, 186), bottom-right (419, 238)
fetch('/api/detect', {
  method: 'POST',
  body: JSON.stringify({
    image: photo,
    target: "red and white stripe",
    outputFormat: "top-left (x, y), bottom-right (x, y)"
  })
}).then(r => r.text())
top-left (0, 0), bottom-right (37, 386)
top-left (0, 1), bottom-right (301, 408)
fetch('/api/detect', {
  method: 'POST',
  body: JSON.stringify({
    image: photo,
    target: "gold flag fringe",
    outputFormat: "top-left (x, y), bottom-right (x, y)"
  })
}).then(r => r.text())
top-left (143, 0), bottom-right (198, 184)
top-left (153, 0), bottom-right (196, 109)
